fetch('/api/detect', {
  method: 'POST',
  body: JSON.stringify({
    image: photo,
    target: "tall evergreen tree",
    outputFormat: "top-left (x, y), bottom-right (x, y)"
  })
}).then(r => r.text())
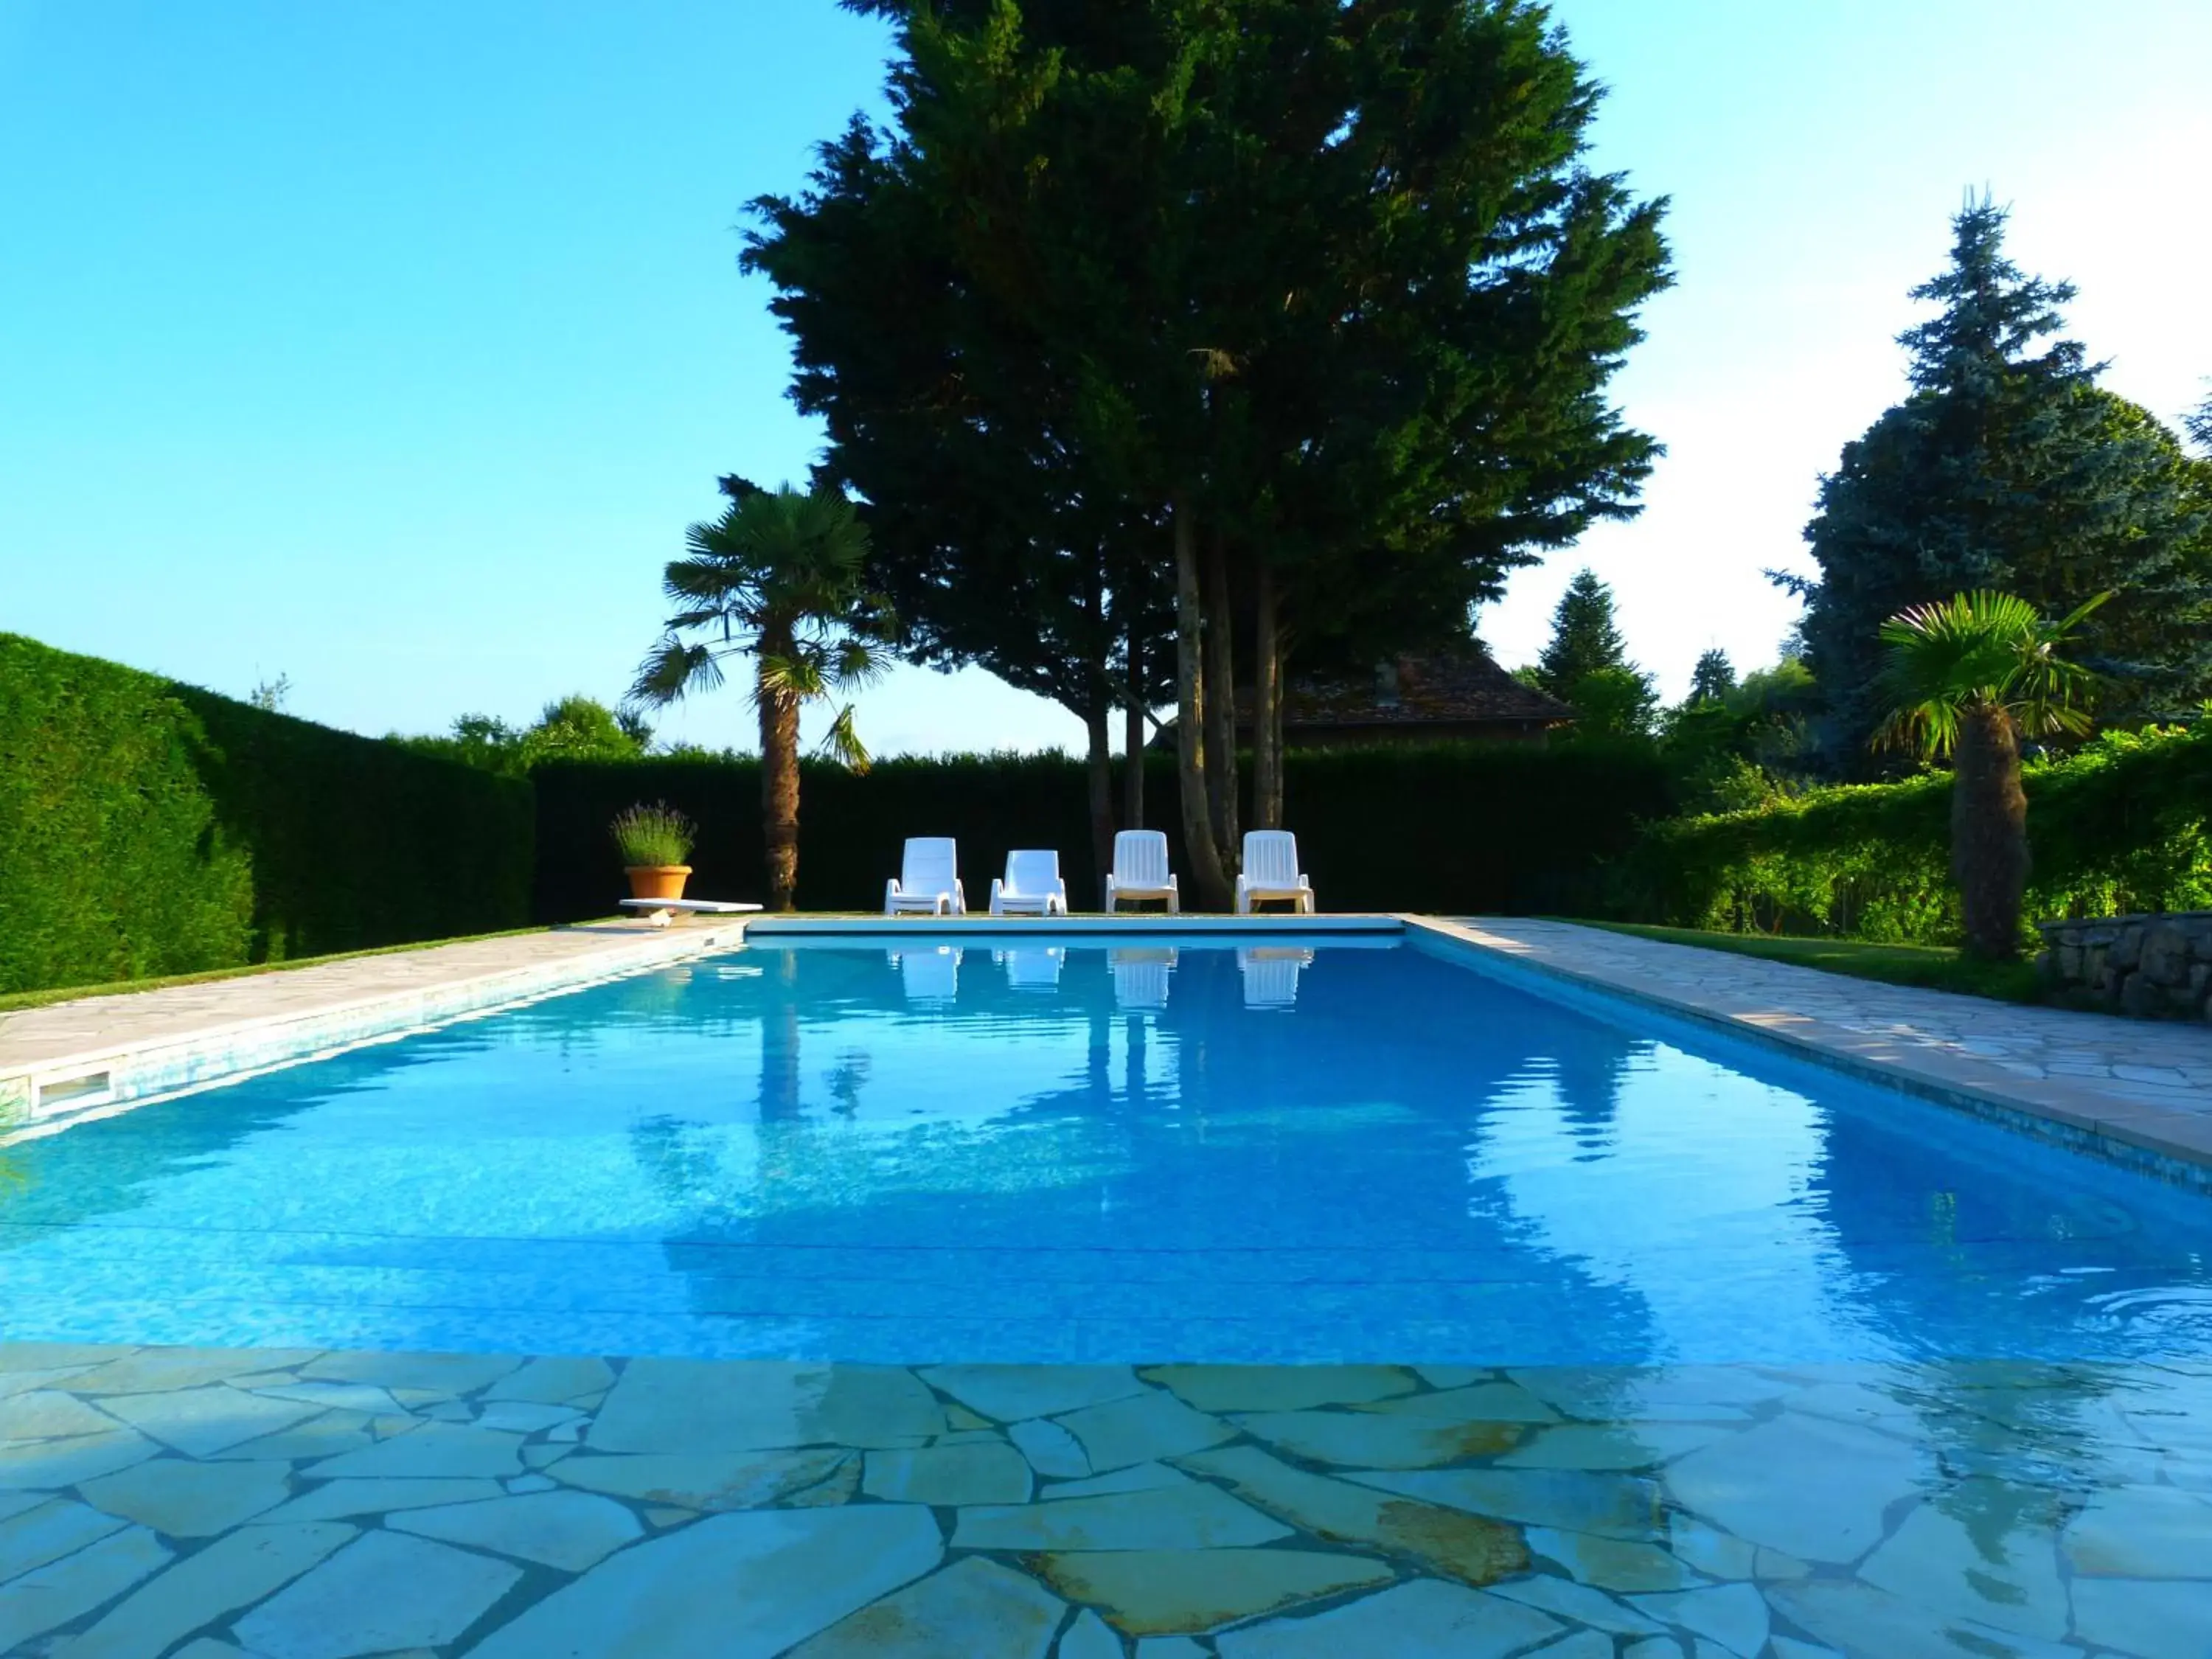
top-left (1688, 647), bottom-right (1736, 703)
top-left (1535, 568), bottom-right (1630, 700)
top-left (752, 0), bottom-right (1669, 905)
top-left (1784, 198), bottom-right (2211, 766)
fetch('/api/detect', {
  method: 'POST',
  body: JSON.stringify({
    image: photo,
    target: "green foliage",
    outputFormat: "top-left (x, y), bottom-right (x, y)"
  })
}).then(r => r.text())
top-left (527, 696), bottom-right (651, 766)
top-left (1563, 664), bottom-right (1660, 740)
top-left (1687, 649), bottom-right (1736, 704)
top-left (532, 741), bottom-right (1677, 919)
top-left (0, 633), bottom-right (533, 995)
top-left (1615, 719), bottom-right (2212, 944)
top-left (1653, 658), bottom-right (1820, 815)
top-left (394, 696), bottom-right (644, 777)
top-left (1, 634), bottom-right (256, 992)
top-left (633, 484), bottom-right (891, 761)
top-left (610, 803), bottom-right (696, 869)
top-left (1532, 569), bottom-right (1658, 740)
top-left (751, 0), bottom-right (1672, 822)
top-left (1874, 589), bottom-right (2106, 759)
top-left (1789, 198), bottom-right (2212, 762)
top-left (1535, 569), bottom-right (1632, 701)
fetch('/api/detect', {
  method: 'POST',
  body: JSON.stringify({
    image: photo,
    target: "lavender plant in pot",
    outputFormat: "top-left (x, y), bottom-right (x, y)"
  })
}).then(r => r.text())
top-left (612, 802), bottom-right (696, 902)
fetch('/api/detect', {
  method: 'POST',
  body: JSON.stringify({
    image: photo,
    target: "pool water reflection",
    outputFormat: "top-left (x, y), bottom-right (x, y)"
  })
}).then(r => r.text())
top-left (1, 938), bottom-right (2208, 1366)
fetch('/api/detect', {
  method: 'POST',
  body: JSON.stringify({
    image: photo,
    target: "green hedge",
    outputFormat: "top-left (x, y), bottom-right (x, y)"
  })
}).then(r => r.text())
top-left (1613, 722), bottom-right (2212, 944)
top-left (0, 634), bottom-right (535, 995)
top-left (532, 740), bottom-right (1677, 918)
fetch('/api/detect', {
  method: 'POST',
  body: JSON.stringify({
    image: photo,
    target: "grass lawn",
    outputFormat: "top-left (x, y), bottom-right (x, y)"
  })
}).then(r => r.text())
top-left (1570, 920), bottom-right (2045, 1004)
top-left (0, 927), bottom-right (552, 1017)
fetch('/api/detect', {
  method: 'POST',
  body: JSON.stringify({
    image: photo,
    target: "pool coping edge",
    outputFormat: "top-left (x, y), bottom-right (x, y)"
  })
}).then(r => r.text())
top-left (0, 924), bottom-right (748, 1137)
top-left (1405, 915), bottom-right (2212, 1194)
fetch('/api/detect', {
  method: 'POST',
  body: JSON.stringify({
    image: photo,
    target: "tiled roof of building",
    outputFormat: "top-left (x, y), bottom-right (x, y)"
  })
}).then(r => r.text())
top-left (1245, 652), bottom-right (1574, 729)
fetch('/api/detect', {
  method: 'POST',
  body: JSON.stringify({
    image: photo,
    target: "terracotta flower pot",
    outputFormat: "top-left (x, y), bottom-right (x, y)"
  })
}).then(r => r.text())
top-left (626, 865), bottom-right (692, 902)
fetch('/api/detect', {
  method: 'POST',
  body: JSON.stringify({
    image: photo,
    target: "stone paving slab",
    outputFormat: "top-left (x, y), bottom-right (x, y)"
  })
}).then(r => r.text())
top-left (2, 1341), bottom-right (2208, 1656)
top-left (0, 921), bottom-right (745, 1137)
top-left (1416, 918), bottom-right (2212, 1187)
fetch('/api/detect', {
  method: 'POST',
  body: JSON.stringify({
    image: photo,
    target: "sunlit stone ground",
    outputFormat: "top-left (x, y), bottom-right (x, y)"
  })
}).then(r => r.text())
top-left (2, 1343), bottom-right (2208, 1656)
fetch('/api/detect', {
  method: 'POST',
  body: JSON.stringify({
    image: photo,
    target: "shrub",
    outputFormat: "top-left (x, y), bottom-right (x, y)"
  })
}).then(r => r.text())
top-left (1613, 720), bottom-right (2212, 944)
top-left (0, 637), bottom-right (256, 992)
top-left (611, 802), bottom-right (696, 868)
top-left (532, 740), bottom-right (1678, 917)
top-left (0, 634), bottom-right (535, 994)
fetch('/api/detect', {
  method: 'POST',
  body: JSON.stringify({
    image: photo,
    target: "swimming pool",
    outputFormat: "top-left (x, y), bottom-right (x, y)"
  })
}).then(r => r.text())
top-left (3, 935), bottom-right (2208, 1366)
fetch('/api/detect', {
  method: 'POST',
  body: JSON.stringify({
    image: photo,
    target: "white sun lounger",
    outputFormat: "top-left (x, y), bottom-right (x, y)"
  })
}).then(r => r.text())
top-left (885, 838), bottom-right (966, 916)
top-left (1105, 830), bottom-right (1178, 913)
top-left (990, 849), bottom-right (1069, 917)
top-left (619, 897), bottom-right (764, 928)
top-left (894, 946), bottom-right (962, 1002)
top-left (1235, 830), bottom-right (1315, 915)
top-left (1110, 947), bottom-right (1178, 1012)
top-left (998, 947), bottom-right (1065, 991)
top-left (1240, 945), bottom-right (1315, 1009)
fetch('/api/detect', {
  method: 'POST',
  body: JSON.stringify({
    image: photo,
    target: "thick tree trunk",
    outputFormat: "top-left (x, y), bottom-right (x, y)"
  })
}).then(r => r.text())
top-left (1171, 495), bottom-right (1232, 910)
top-left (1124, 631), bottom-right (1147, 832)
top-left (1203, 529), bottom-right (1240, 872)
top-left (1253, 559), bottom-right (1282, 830)
top-left (1952, 703), bottom-right (2030, 961)
top-left (758, 634), bottom-right (802, 912)
top-left (1084, 697), bottom-right (1115, 908)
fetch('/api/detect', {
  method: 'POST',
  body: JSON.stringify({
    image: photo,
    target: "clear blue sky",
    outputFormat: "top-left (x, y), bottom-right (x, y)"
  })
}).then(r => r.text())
top-left (4, 0), bottom-right (2208, 756)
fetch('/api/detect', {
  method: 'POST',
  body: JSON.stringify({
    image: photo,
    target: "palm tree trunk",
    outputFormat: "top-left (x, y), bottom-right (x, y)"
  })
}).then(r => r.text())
top-left (1952, 703), bottom-right (2030, 960)
top-left (1253, 558), bottom-right (1282, 830)
top-left (1172, 494), bottom-right (1231, 910)
top-left (1203, 529), bottom-right (1240, 873)
top-left (758, 632), bottom-right (802, 912)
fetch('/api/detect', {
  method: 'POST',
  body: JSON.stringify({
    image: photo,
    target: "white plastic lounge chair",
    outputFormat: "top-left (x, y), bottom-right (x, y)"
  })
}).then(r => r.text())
top-left (1240, 945), bottom-right (1315, 1009)
top-left (990, 849), bottom-right (1069, 917)
top-left (1110, 947), bottom-right (1177, 1012)
top-left (1104, 830), bottom-right (1178, 913)
top-left (1235, 830), bottom-right (1315, 914)
top-left (998, 946), bottom-right (1065, 992)
top-left (884, 838), bottom-right (966, 916)
top-left (894, 946), bottom-right (962, 1003)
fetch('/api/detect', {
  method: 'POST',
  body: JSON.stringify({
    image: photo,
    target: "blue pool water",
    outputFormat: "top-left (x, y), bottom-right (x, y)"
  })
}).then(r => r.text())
top-left (3, 936), bottom-right (2208, 1366)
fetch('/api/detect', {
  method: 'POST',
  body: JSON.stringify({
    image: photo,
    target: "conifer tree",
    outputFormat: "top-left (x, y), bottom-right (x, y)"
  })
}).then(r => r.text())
top-left (1785, 198), bottom-right (2210, 765)
top-left (1535, 569), bottom-right (1630, 701)
top-left (1688, 648), bottom-right (1736, 703)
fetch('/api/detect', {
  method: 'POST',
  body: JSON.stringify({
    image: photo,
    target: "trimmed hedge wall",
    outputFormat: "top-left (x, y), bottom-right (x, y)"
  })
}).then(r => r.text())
top-left (532, 740), bottom-right (1677, 919)
top-left (1613, 723), bottom-right (2212, 944)
top-left (0, 634), bottom-right (535, 995)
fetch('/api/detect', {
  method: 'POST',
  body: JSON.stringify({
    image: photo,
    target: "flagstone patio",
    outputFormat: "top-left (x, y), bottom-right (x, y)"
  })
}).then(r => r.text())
top-left (2, 1342), bottom-right (2207, 1657)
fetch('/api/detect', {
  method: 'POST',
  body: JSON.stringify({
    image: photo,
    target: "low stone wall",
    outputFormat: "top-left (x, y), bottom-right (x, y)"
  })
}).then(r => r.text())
top-left (2037, 911), bottom-right (2212, 1020)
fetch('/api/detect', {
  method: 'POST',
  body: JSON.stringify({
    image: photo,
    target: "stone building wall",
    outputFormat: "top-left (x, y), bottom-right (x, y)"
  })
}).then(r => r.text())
top-left (2037, 911), bottom-right (2212, 1021)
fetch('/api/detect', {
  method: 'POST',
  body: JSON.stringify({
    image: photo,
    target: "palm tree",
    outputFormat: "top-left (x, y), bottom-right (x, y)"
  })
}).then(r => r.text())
top-left (631, 485), bottom-right (893, 911)
top-left (1874, 589), bottom-right (2107, 960)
